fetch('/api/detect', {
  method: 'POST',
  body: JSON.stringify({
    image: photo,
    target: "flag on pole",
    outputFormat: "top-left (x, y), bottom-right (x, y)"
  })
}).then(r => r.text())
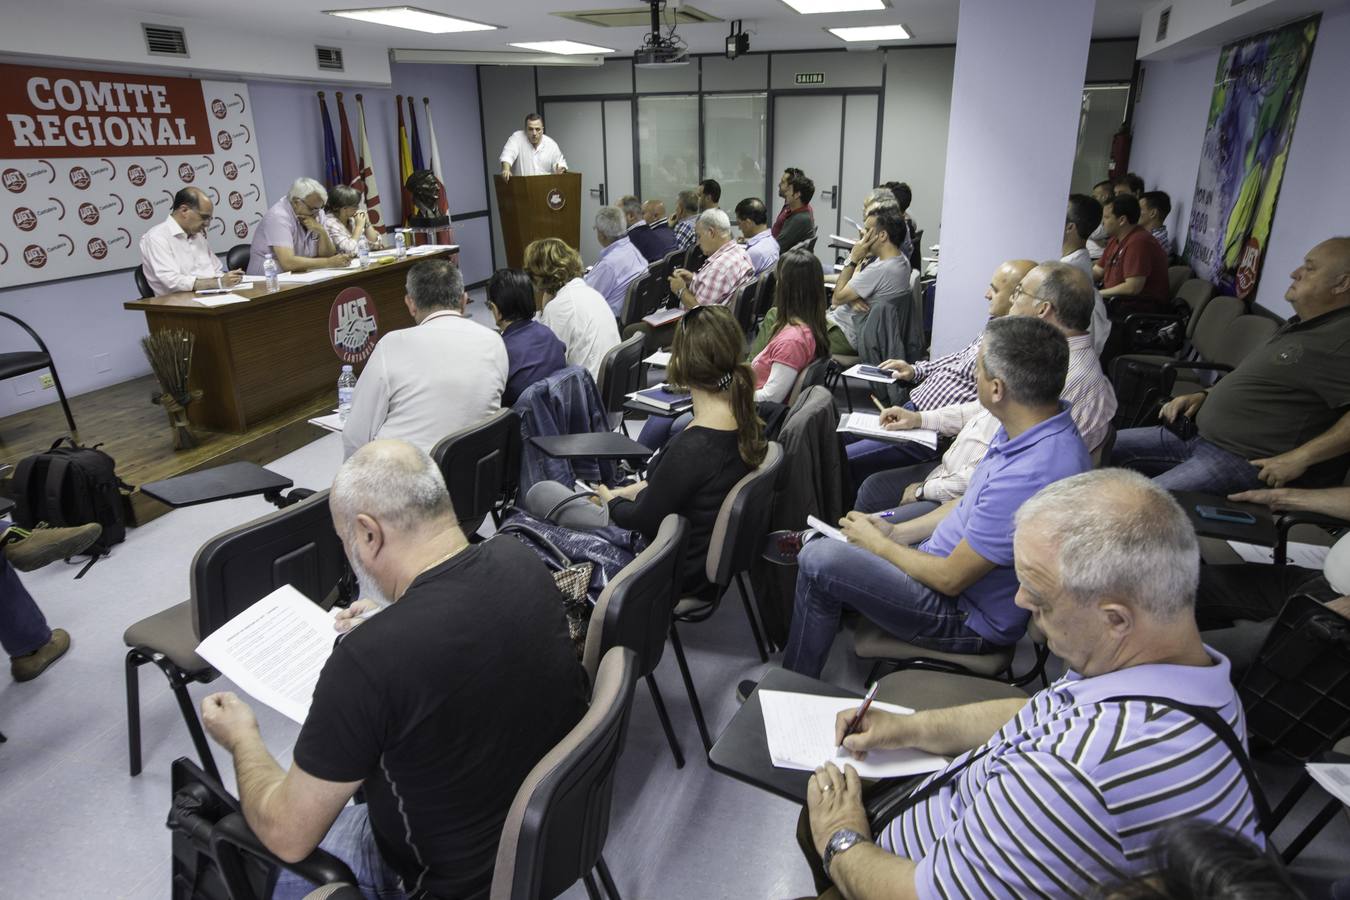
top-left (406, 95), bottom-right (425, 171)
top-left (422, 97), bottom-right (455, 246)
top-left (353, 93), bottom-right (384, 232)
top-left (396, 95), bottom-right (414, 227)
top-left (317, 92), bottom-right (341, 190)
top-left (335, 92), bottom-right (359, 186)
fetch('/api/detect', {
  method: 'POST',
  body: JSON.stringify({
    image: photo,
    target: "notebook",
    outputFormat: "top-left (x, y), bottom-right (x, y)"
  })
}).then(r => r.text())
top-left (629, 384), bottom-right (693, 412)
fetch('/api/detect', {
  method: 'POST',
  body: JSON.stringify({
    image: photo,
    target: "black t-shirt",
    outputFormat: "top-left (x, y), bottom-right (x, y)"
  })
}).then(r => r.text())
top-left (293, 537), bottom-right (588, 900)
top-left (608, 425), bottom-right (751, 590)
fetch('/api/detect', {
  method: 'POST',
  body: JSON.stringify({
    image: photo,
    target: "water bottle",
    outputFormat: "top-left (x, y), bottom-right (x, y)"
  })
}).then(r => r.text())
top-left (337, 365), bottom-right (356, 424)
top-left (394, 229), bottom-right (406, 260)
top-left (263, 253), bottom-right (279, 292)
top-left (356, 236), bottom-right (370, 268)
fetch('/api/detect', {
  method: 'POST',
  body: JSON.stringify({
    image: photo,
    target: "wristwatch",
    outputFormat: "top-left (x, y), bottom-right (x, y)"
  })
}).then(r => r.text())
top-left (822, 828), bottom-right (869, 882)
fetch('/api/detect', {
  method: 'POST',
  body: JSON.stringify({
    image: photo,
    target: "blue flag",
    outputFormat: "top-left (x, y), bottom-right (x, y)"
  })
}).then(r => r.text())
top-left (318, 93), bottom-right (341, 189)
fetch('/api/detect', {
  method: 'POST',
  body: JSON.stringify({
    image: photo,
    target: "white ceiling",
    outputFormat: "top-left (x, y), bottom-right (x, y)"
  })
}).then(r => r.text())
top-left (75, 0), bottom-right (1150, 57)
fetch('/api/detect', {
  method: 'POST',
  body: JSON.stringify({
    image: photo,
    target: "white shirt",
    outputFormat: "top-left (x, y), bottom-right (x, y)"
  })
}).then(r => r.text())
top-left (1062, 247), bottom-right (1111, 357)
top-left (342, 310), bottom-right (508, 459)
top-left (138, 216), bottom-right (224, 295)
top-left (499, 130), bottom-right (568, 176)
top-left (539, 277), bottom-right (621, 380)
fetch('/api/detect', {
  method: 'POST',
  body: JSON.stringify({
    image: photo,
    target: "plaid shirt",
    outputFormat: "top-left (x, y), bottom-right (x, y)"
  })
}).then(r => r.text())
top-left (691, 240), bottom-right (755, 307)
top-left (673, 216), bottom-right (698, 249)
top-left (909, 332), bottom-right (982, 411)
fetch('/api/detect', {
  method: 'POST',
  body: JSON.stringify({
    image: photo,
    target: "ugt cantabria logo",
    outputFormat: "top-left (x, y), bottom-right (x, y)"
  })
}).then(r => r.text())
top-left (3, 168), bottom-right (27, 193)
top-left (127, 164), bottom-right (147, 186)
top-left (329, 287), bottom-right (380, 364)
top-left (87, 236), bottom-right (108, 260)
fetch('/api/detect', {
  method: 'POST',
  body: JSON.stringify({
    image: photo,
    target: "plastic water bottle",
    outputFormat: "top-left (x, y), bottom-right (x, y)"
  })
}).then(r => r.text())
top-left (356, 236), bottom-right (370, 268)
top-left (337, 365), bottom-right (356, 424)
top-left (394, 229), bottom-right (406, 260)
top-left (263, 253), bottom-right (279, 292)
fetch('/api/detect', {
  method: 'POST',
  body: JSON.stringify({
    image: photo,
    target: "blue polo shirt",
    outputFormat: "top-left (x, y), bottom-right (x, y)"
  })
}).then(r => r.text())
top-left (500, 319), bottom-right (567, 406)
top-left (919, 403), bottom-right (1090, 645)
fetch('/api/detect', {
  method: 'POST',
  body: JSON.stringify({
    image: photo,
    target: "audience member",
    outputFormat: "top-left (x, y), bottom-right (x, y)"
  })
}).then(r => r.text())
top-left (799, 469), bottom-right (1263, 899)
top-left (884, 181), bottom-right (921, 270)
top-left (499, 112), bottom-right (567, 180)
top-left (855, 262), bottom-right (1116, 513)
top-left (1063, 192), bottom-right (1112, 355)
top-left (527, 237), bottom-right (622, 380)
top-left (641, 198), bottom-right (679, 259)
top-left (829, 207), bottom-right (912, 353)
top-left (862, 186), bottom-right (898, 216)
top-left (1112, 237), bottom-right (1350, 492)
top-left (1114, 171), bottom-right (1146, 196)
top-left (671, 189), bottom-right (701, 249)
top-left (618, 194), bottom-right (667, 262)
top-left (486, 268), bottom-right (566, 406)
top-left (1087, 178), bottom-right (1114, 260)
top-left (342, 260), bottom-right (506, 459)
top-left (772, 167), bottom-right (805, 239)
top-left (1140, 189), bottom-right (1173, 254)
top-left (2, 545), bottom-right (86, 680)
top-left (735, 197), bottom-right (780, 276)
top-left (784, 316), bottom-right (1090, 677)
top-left (668, 209), bottom-right (755, 309)
top-left (1099, 820), bottom-right (1301, 900)
top-left (585, 206), bottom-right (648, 316)
top-left (320, 184), bottom-right (384, 256)
top-left (777, 172), bottom-right (816, 253)
top-left (749, 249), bottom-right (830, 403)
top-left (138, 186), bottom-right (241, 295)
top-left (202, 440), bottom-right (587, 900)
top-left (697, 178), bottom-right (721, 212)
top-left (1095, 193), bottom-right (1171, 314)
top-left (248, 177), bottom-right (349, 275)
top-left (1, 521), bottom-right (101, 572)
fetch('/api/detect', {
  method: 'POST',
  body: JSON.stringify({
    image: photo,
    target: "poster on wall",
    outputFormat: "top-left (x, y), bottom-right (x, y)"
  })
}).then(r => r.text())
top-left (1182, 16), bottom-right (1319, 300)
top-left (0, 64), bottom-right (267, 289)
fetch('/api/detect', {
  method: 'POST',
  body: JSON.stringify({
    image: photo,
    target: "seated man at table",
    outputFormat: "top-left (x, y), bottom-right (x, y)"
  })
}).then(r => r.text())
top-left (1112, 237), bottom-right (1350, 493)
top-left (247, 177), bottom-right (350, 276)
top-left (342, 259), bottom-right (506, 458)
top-left (800, 469), bottom-right (1263, 899)
top-left (584, 205), bottom-right (648, 316)
top-left (783, 316), bottom-right (1091, 678)
top-left (201, 439), bottom-right (587, 900)
top-left (1092, 193), bottom-right (1170, 315)
top-left (138, 186), bottom-right (243, 295)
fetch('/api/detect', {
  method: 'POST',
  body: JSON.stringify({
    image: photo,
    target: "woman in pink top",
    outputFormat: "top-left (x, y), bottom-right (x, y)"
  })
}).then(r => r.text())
top-left (751, 247), bottom-right (829, 403)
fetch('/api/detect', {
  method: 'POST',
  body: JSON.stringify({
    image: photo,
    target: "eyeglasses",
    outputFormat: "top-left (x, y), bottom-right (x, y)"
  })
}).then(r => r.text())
top-left (1010, 284), bottom-right (1049, 305)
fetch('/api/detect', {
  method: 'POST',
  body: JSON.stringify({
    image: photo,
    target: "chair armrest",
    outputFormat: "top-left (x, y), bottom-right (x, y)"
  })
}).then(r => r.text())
top-left (1275, 512), bottom-right (1350, 565)
top-left (1159, 360), bottom-right (1233, 395)
top-left (212, 811), bottom-right (357, 888)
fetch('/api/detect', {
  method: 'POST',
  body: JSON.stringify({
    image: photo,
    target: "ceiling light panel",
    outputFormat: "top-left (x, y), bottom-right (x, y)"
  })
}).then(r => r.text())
top-left (510, 40), bottom-right (616, 55)
top-left (828, 24), bottom-right (911, 42)
top-left (781, 0), bottom-right (886, 14)
top-left (325, 6), bottom-right (497, 34)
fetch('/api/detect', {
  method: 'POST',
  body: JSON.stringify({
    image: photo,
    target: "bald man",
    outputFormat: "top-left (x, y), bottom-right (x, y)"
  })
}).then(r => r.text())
top-left (138, 186), bottom-right (242, 295)
top-left (1113, 238), bottom-right (1350, 493)
top-left (847, 260), bottom-right (1037, 482)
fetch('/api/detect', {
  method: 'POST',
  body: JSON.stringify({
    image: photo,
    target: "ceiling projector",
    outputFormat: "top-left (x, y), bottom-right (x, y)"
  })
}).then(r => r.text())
top-left (634, 0), bottom-right (689, 68)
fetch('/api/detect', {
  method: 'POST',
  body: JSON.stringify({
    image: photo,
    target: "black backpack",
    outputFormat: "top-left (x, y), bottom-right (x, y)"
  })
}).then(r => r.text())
top-left (11, 438), bottom-right (133, 567)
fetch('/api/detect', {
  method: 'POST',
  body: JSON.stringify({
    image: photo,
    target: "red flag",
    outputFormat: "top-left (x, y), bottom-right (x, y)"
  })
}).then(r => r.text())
top-left (396, 95), bottom-right (414, 228)
top-left (335, 92), bottom-right (358, 186)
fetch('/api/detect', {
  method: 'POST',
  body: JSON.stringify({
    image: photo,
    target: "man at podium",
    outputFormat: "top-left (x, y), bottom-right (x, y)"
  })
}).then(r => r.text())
top-left (499, 113), bottom-right (568, 181)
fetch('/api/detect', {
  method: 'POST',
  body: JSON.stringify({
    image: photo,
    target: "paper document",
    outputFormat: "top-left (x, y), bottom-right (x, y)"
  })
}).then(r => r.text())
top-left (407, 243), bottom-right (459, 255)
top-left (195, 585), bottom-right (338, 724)
top-left (829, 234), bottom-right (858, 247)
top-left (643, 307), bottom-right (686, 327)
top-left (644, 351), bottom-right (672, 367)
top-left (195, 293), bottom-right (252, 307)
top-left (308, 412), bottom-right (344, 433)
top-left (759, 690), bottom-right (948, 780)
top-left (275, 270), bottom-right (341, 284)
top-left (841, 364), bottom-right (900, 384)
top-left (843, 215), bottom-right (862, 232)
top-left (1227, 540), bottom-right (1330, 570)
top-left (197, 280), bottom-right (255, 294)
top-left (837, 412), bottom-right (939, 449)
top-left (806, 514), bottom-right (848, 544)
top-left (1307, 763), bottom-right (1350, 807)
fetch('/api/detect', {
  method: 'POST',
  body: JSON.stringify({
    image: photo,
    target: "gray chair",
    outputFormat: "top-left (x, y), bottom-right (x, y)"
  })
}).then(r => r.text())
top-left (226, 243), bottom-right (251, 273)
top-left (123, 490), bottom-right (346, 780)
top-left (0, 311), bottom-right (77, 433)
top-left (431, 409), bottom-right (522, 536)
top-left (582, 515), bottom-right (691, 767)
top-left (1167, 264), bottom-right (1193, 299)
top-left (618, 269), bottom-right (671, 331)
top-left (671, 442), bottom-right (785, 751)
top-left (852, 618), bottom-right (1051, 689)
top-left (490, 646), bottom-right (639, 900)
top-left (785, 357), bottom-right (829, 407)
top-left (596, 333), bottom-right (646, 428)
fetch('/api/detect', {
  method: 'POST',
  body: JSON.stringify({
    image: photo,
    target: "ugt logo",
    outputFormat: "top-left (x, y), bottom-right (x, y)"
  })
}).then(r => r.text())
top-left (328, 288), bottom-right (380, 364)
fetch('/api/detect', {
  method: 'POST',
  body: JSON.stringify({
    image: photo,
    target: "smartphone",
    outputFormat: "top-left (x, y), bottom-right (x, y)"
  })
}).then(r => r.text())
top-left (1194, 505), bottom-right (1257, 525)
top-left (858, 365), bottom-right (894, 379)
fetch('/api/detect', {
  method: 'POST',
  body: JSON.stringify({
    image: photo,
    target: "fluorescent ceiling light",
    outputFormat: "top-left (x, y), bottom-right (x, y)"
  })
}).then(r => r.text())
top-left (325, 6), bottom-right (496, 34)
top-left (828, 24), bottom-right (911, 42)
top-left (510, 40), bottom-right (616, 55)
top-left (781, 0), bottom-right (886, 13)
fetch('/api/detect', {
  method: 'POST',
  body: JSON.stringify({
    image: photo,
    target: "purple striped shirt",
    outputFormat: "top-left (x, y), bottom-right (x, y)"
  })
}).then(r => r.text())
top-left (909, 334), bottom-right (982, 411)
top-left (879, 649), bottom-right (1261, 898)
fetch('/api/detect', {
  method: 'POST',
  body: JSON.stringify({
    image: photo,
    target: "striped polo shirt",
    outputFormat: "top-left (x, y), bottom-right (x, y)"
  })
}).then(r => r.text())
top-left (879, 650), bottom-right (1261, 898)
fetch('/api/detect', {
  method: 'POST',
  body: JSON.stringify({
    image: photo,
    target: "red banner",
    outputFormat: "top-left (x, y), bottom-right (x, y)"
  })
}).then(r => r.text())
top-left (0, 63), bottom-right (214, 159)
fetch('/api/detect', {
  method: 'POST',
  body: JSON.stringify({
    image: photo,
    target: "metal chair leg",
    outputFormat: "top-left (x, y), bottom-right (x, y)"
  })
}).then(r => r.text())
top-left (645, 674), bottom-right (685, 769)
top-left (144, 654), bottom-right (221, 782)
top-left (125, 649), bottom-right (148, 776)
top-left (47, 366), bottom-right (77, 434)
top-left (668, 624), bottom-right (712, 754)
top-left (582, 872), bottom-right (603, 900)
top-left (1281, 798), bottom-right (1344, 863)
top-left (734, 572), bottom-right (770, 662)
top-left (596, 855), bottom-right (621, 900)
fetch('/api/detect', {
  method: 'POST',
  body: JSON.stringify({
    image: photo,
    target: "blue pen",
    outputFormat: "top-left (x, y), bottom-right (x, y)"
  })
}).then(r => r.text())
top-left (878, 511), bottom-right (895, 519)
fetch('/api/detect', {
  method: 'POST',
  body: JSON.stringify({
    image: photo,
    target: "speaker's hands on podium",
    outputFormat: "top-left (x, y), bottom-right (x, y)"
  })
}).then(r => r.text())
top-left (552, 163), bottom-right (567, 175)
top-left (500, 161), bottom-right (512, 183)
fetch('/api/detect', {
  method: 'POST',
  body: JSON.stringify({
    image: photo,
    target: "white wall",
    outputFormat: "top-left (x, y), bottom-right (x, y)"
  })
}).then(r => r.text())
top-left (880, 46), bottom-right (955, 252)
top-left (1129, 4), bottom-right (1350, 317)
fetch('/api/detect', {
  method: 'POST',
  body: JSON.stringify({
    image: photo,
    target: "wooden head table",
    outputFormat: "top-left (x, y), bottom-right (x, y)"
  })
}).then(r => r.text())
top-left (123, 250), bottom-right (455, 434)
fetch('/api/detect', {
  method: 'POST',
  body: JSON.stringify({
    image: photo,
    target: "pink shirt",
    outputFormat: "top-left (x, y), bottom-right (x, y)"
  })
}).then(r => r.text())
top-left (752, 323), bottom-right (817, 388)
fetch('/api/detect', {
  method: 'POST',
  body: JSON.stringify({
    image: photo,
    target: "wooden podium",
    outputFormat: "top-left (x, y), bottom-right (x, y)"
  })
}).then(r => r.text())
top-left (495, 172), bottom-right (582, 267)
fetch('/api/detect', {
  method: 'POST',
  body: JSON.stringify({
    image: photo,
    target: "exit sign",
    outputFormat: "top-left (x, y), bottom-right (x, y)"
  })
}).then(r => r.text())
top-left (795, 73), bottom-right (825, 85)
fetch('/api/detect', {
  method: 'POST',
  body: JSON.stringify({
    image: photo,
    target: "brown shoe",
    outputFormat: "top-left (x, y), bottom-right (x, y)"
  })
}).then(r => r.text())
top-left (3, 523), bottom-right (102, 571)
top-left (11, 628), bottom-right (71, 682)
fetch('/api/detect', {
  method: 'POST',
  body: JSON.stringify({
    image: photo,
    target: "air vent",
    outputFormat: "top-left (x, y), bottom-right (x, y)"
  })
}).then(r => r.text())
top-left (1155, 7), bottom-right (1171, 42)
top-left (143, 24), bottom-right (188, 57)
top-left (556, 5), bottom-right (721, 28)
top-left (316, 46), bottom-right (345, 71)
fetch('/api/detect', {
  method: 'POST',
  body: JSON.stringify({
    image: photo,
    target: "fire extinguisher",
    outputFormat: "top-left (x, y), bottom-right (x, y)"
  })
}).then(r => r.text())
top-left (1108, 128), bottom-right (1132, 181)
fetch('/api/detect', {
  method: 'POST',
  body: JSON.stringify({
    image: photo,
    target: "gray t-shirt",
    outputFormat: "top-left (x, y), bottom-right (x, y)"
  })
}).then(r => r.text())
top-left (829, 255), bottom-right (912, 350)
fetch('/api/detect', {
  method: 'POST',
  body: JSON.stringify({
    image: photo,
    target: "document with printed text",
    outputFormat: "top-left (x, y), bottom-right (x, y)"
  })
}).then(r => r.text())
top-left (837, 412), bottom-right (939, 449)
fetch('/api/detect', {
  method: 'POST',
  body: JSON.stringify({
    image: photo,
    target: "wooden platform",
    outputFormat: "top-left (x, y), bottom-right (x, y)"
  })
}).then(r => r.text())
top-left (0, 375), bottom-right (333, 526)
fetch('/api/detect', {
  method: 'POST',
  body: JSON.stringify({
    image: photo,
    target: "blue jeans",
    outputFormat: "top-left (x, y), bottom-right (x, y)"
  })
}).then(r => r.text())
top-left (272, 805), bottom-right (405, 900)
top-left (0, 554), bottom-right (51, 659)
top-left (854, 462), bottom-right (940, 513)
top-left (1111, 426), bottom-right (1265, 494)
top-left (845, 438), bottom-right (939, 487)
top-left (782, 537), bottom-right (990, 678)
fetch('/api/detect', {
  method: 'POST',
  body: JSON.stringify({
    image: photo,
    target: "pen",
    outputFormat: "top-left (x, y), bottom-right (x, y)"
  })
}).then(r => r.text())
top-left (871, 395), bottom-right (887, 413)
top-left (877, 511), bottom-right (895, 519)
top-left (839, 682), bottom-right (881, 750)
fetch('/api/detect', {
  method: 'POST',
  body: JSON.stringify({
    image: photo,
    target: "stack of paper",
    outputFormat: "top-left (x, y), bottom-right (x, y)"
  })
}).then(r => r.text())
top-left (407, 243), bottom-right (460, 255)
top-left (1307, 763), bottom-right (1350, 807)
top-left (194, 293), bottom-right (251, 307)
top-left (805, 515), bottom-right (848, 543)
top-left (308, 412), bottom-right (344, 433)
top-left (276, 270), bottom-right (340, 284)
top-left (837, 412), bottom-right (939, 449)
top-left (758, 690), bottom-right (948, 779)
top-left (1227, 540), bottom-right (1331, 569)
top-left (644, 351), bottom-right (672, 367)
top-left (197, 280), bottom-right (256, 294)
top-left (643, 307), bottom-right (686, 327)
